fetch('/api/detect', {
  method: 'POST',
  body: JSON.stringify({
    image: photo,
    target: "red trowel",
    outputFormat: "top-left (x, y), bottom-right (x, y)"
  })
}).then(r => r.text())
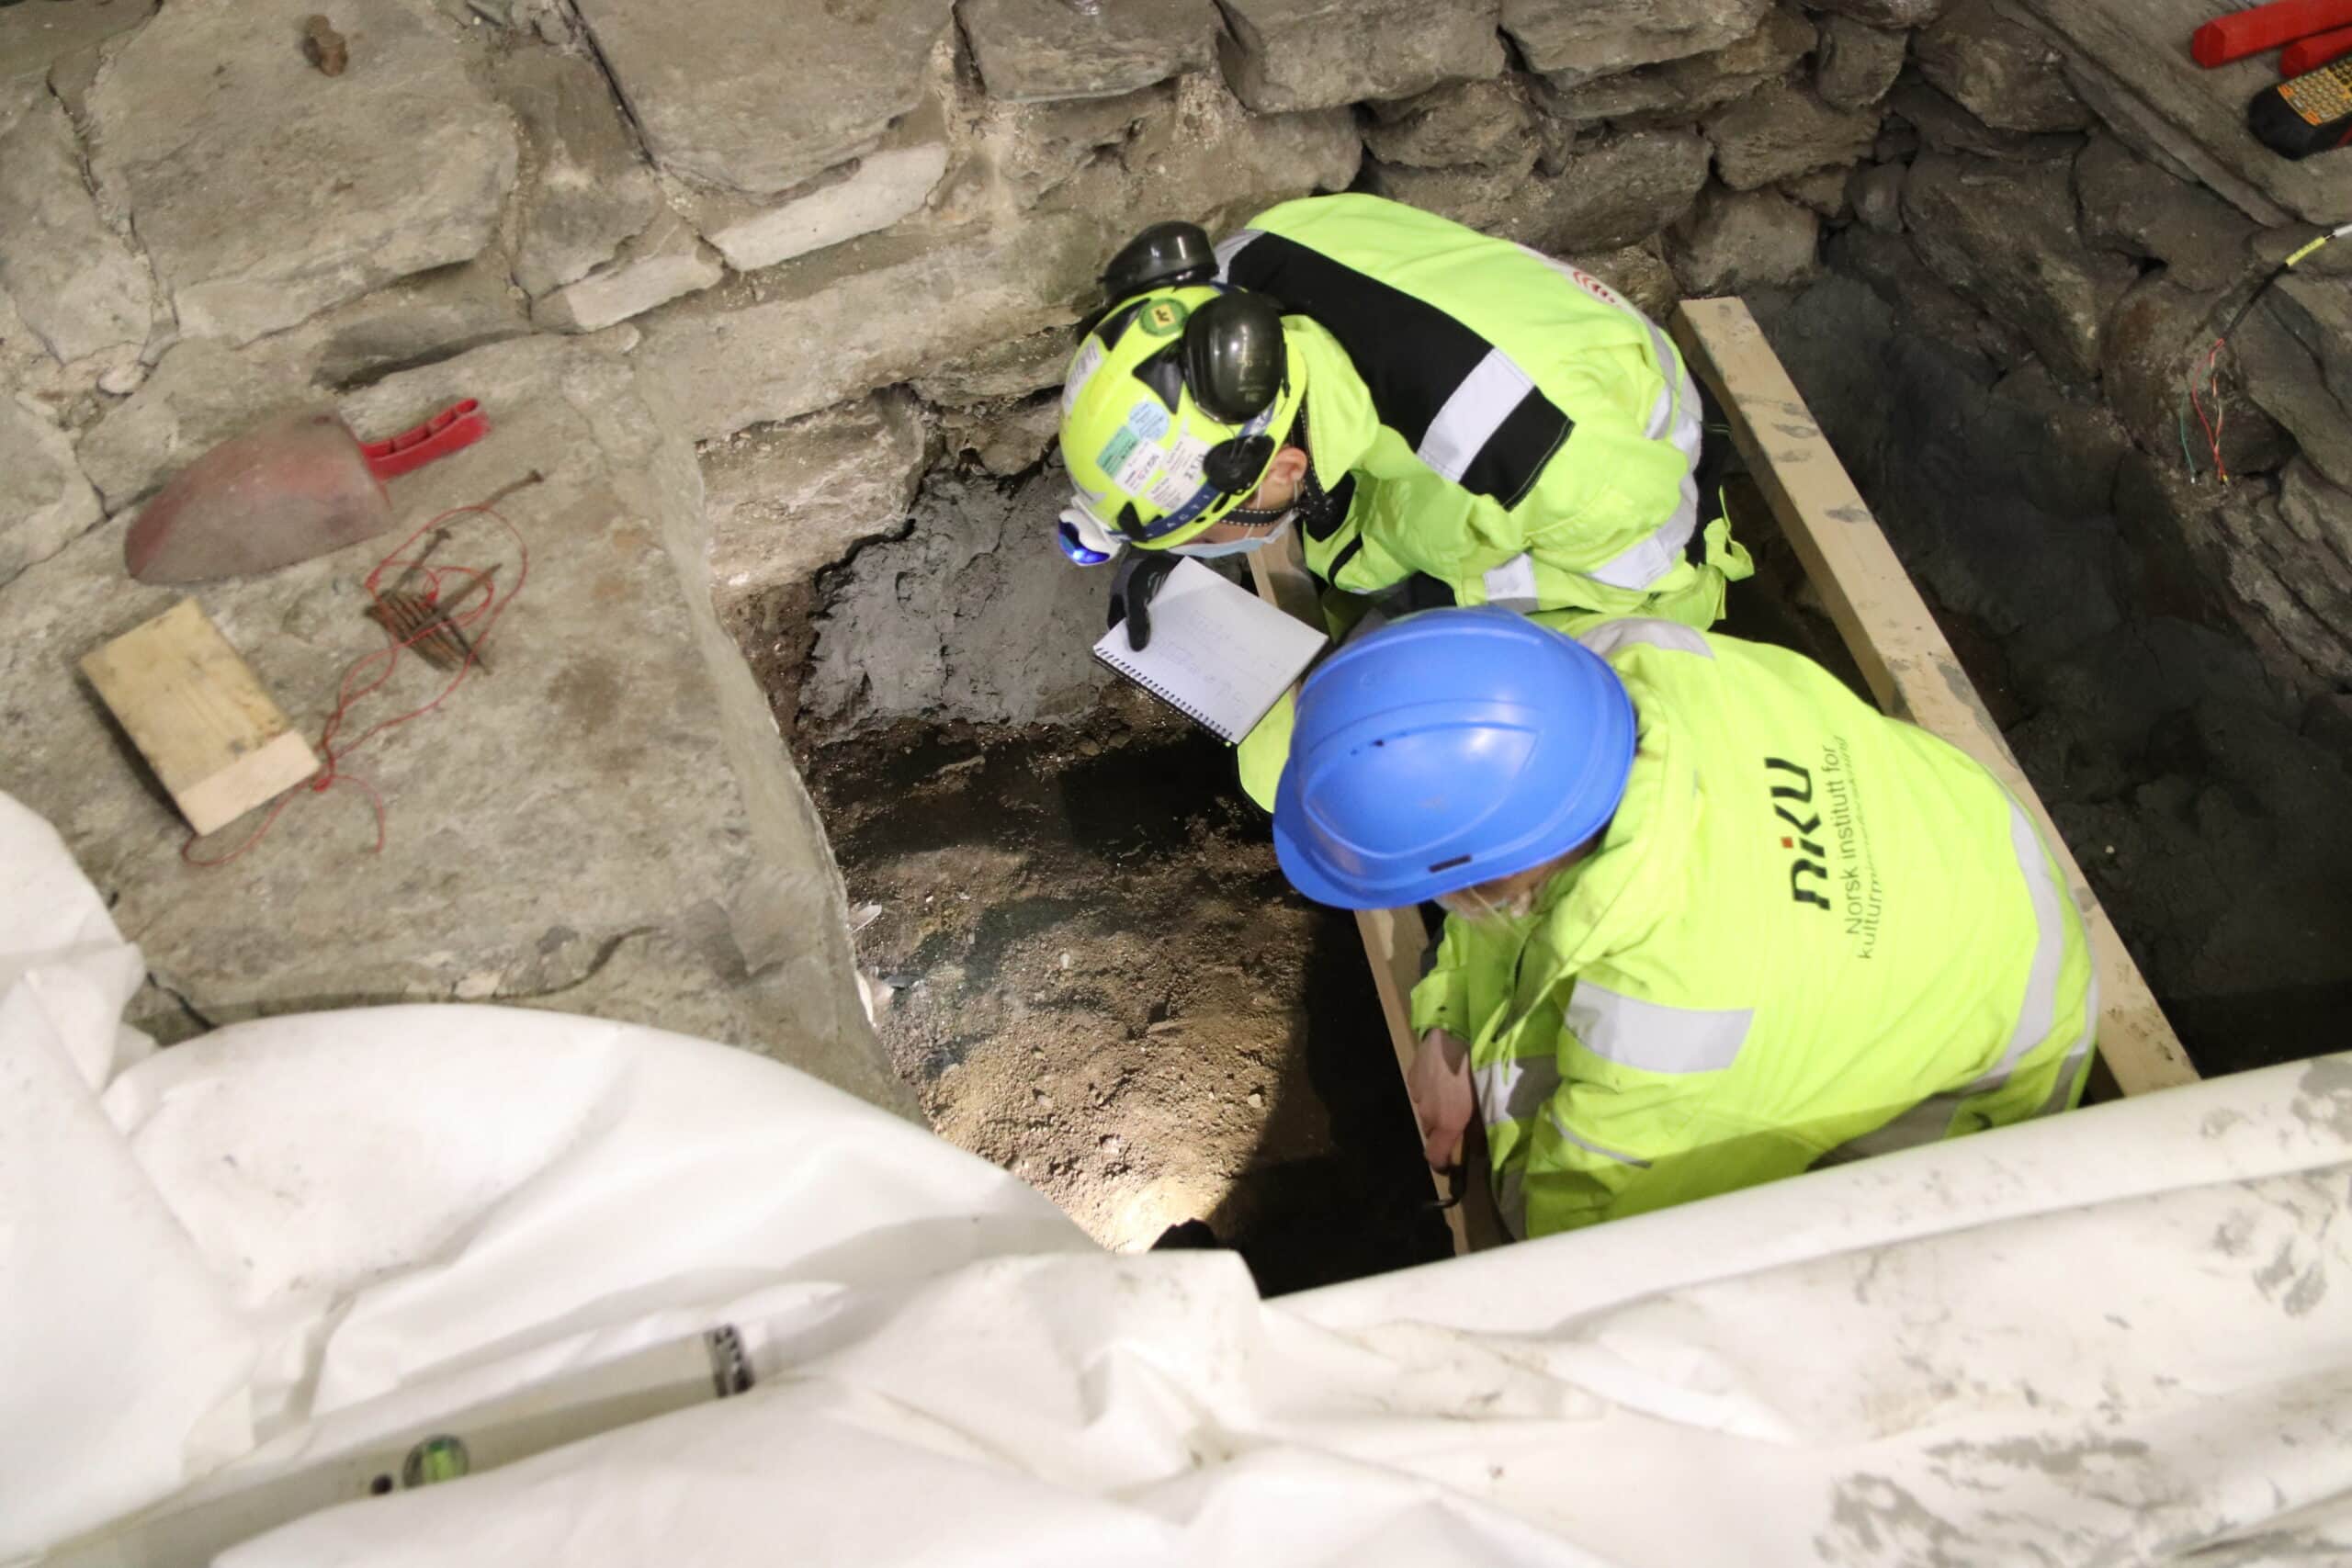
top-left (124, 400), bottom-right (487, 584)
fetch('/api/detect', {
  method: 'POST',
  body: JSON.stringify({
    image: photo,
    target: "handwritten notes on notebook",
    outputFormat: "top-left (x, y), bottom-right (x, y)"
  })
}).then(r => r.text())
top-left (1091, 558), bottom-right (1327, 742)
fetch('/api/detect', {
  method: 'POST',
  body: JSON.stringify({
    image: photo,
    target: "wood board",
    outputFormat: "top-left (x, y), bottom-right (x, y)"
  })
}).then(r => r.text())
top-left (1247, 541), bottom-right (1509, 1256)
top-left (82, 598), bottom-right (319, 837)
top-left (1671, 296), bottom-right (2199, 1097)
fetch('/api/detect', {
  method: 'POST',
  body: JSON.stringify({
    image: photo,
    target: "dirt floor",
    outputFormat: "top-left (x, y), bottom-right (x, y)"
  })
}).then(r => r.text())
top-left (806, 682), bottom-right (1453, 1293)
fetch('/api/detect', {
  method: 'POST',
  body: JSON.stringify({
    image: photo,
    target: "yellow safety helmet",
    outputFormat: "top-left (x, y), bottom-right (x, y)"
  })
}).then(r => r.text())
top-left (1056, 227), bottom-right (1305, 562)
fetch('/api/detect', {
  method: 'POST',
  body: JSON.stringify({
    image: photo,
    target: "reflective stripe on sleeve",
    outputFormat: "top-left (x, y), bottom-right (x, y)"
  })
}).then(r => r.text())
top-left (1577, 618), bottom-right (1713, 660)
top-left (1545, 1108), bottom-right (1652, 1169)
top-left (2035, 967), bottom-right (2100, 1118)
top-left (1419, 349), bottom-right (1538, 484)
top-left (1585, 492), bottom-right (1701, 591)
top-left (1476, 1053), bottom-right (1563, 1132)
top-left (1482, 552), bottom-right (1540, 610)
top-left (1566, 982), bottom-right (1752, 1074)
top-left (1973, 806), bottom-right (2069, 1094)
top-left (1213, 229), bottom-right (1262, 279)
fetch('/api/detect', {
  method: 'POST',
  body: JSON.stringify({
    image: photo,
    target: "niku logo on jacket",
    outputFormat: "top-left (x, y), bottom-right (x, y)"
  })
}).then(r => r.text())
top-left (1769, 742), bottom-right (1884, 958)
top-left (1767, 757), bottom-right (1831, 911)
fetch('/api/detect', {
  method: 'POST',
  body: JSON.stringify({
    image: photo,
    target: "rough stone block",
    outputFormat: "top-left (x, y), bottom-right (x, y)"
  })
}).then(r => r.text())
top-left (532, 212), bottom-right (725, 335)
top-left (706, 392), bottom-right (931, 606)
top-left (1363, 78), bottom-right (1536, 171)
top-left (637, 216), bottom-right (1102, 442)
top-left (960, 0), bottom-right (1217, 103)
top-left (1848, 159), bottom-right (1905, 232)
top-left (2279, 457), bottom-right (2352, 572)
top-left (939, 395), bottom-right (1061, 476)
top-left (1535, 3), bottom-right (1814, 126)
top-left (676, 98), bottom-right (950, 273)
top-left (0, 83), bottom-right (152, 365)
top-left (301, 260), bottom-right (529, 389)
top-left (572, 0), bottom-right (953, 197)
top-left (1800, 0), bottom-right (1949, 24)
top-left (1367, 127), bottom-right (1710, 253)
top-left (1900, 152), bottom-right (2134, 382)
top-left (1502, 0), bottom-right (1770, 83)
top-left (1915, 0), bottom-right (2086, 132)
top-left (1566, 243), bottom-right (1681, 319)
top-left (1814, 15), bottom-right (1908, 110)
top-left (803, 470), bottom-right (1108, 735)
top-left (1825, 226), bottom-right (2032, 368)
top-left (0, 397), bottom-right (103, 589)
top-left (2101, 276), bottom-right (2292, 480)
top-left (2233, 305), bottom-right (2352, 492)
top-left (5, 333), bottom-right (911, 1115)
top-left (2073, 138), bottom-right (2256, 297)
top-left (493, 43), bottom-right (665, 299)
top-left (1705, 80), bottom-right (1879, 190)
top-left (1217, 0), bottom-right (1504, 113)
top-left (910, 327), bottom-right (1083, 406)
top-left (1668, 184), bottom-right (1821, 295)
top-left (74, 338), bottom-right (316, 513)
top-left (2270, 273), bottom-right (2352, 418)
top-left (1882, 80), bottom-right (2073, 162)
top-left (0, 0), bottom-right (154, 85)
top-left (87, 0), bottom-right (514, 346)
top-left (1781, 165), bottom-right (1851, 220)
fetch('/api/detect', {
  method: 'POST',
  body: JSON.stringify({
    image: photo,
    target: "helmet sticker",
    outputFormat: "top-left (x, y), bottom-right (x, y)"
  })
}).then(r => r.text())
top-left (1125, 400), bottom-right (1171, 442)
top-left (1062, 338), bottom-right (1105, 418)
top-left (1146, 469), bottom-right (1201, 511)
top-left (1094, 425), bottom-right (1140, 477)
top-left (1137, 297), bottom-right (1189, 337)
top-left (1111, 437), bottom-right (1165, 497)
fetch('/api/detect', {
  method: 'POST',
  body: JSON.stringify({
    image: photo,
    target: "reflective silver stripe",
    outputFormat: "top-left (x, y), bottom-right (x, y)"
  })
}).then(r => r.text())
top-left (2036, 968), bottom-right (2100, 1119)
top-left (1212, 229), bottom-right (1262, 279)
top-left (1418, 349), bottom-right (1537, 484)
top-left (1482, 552), bottom-right (1540, 610)
top-left (1586, 495), bottom-right (1700, 591)
top-left (1577, 617), bottom-right (1713, 660)
top-left (1823, 1095), bottom-right (1962, 1164)
top-left (1495, 1164), bottom-right (1528, 1240)
top-left (1566, 982), bottom-right (1751, 1075)
top-left (1962, 807), bottom-right (2069, 1097)
top-left (1545, 1108), bottom-right (1652, 1169)
top-left (1476, 1054), bottom-right (1563, 1131)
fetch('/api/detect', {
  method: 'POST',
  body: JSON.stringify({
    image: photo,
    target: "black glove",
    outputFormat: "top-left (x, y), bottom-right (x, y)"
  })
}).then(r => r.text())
top-left (1106, 551), bottom-right (1178, 652)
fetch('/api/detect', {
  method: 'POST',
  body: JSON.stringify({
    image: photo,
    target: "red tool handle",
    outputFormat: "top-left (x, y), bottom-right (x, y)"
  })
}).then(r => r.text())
top-left (362, 399), bottom-right (488, 480)
top-left (2283, 22), bottom-right (2352, 72)
top-left (2193, 0), bottom-right (2352, 66)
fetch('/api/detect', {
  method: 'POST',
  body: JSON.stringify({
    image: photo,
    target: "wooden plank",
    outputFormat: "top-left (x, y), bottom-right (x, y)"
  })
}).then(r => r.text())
top-left (1671, 296), bottom-right (2199, 1097)
top-left (1247, 542), bottom-right (1508, 1255)
top-left (82, 598), bottom-right (319, 836)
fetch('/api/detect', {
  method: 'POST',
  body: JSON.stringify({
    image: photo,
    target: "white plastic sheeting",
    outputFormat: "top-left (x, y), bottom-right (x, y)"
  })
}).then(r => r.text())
top-left (6, 786), bottom-right (2352, 1566)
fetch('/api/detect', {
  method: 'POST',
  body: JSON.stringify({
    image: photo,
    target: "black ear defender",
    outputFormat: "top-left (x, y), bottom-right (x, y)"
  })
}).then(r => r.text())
top-left (1102, 221), bottom-right (1219, 299)
top-left (1182, 293), bottom-right (1287, 423)
top-left (1204, 434), bottom-right (1277, 495)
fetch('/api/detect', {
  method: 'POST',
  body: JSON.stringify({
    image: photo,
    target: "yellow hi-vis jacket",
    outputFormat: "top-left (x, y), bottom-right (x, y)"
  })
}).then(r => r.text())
top-left (1408, 620), bottom-right (2098, 1240)
top-left (1223, 193), bottom-right (1752, 809)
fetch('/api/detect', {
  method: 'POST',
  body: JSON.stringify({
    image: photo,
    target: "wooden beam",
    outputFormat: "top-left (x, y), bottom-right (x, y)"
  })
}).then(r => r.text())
top-left (1670, 296), bottom-right (2199, 1097)
top-left (81, 599), bottom-right (319, 837)
top-left (1246, 543), bottom-right (1507, 1254)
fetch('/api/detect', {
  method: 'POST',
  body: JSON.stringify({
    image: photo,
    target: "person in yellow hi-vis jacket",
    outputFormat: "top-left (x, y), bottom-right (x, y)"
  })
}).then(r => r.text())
top-left (1053, 194), bottom-right (1752, 809)
top-left (1271, 607), bottom-right (2097, 1240)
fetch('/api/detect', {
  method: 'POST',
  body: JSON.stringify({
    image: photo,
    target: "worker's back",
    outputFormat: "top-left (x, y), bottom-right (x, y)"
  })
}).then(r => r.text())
top-left (1219, 195), bottom-right (1736, 629)
top-left (1455, 618), bottom-right (2096, 1235)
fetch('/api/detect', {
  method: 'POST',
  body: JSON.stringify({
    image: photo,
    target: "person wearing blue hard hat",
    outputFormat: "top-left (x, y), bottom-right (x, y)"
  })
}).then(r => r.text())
top-left (1274, 607), bottom-right (2098, 1241)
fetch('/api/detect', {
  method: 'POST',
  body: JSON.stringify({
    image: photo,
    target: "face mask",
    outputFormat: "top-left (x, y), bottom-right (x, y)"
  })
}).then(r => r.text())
top-left (1435, 882), bottom-right (1542, 928)
top-left (1170, 515), bottom-right (1294, 559)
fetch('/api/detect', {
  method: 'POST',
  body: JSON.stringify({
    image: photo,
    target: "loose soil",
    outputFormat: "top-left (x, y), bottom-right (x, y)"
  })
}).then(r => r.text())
top-left (807, 683), bottom-right (1453, 1293)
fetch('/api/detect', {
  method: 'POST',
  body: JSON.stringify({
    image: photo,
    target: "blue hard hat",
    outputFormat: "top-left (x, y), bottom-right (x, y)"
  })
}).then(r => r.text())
top-left (1272, 607), bottom-right (1636, 910)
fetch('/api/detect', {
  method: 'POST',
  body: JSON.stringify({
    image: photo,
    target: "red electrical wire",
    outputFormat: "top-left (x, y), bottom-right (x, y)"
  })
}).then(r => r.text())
top-left (183, 497), bottom-right (530, 867)
top-left (2188, 338), bottom-right (2232, 486)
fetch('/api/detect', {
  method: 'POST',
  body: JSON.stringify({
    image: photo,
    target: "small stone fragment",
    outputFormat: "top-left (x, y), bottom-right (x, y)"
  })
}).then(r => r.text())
top-left (300, 14), bottom-right (347, 76)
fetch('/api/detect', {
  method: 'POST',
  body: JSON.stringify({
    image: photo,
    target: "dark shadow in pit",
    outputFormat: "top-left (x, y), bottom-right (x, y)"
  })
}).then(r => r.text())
top-left (1205, 908), bottom-right (1455, 1297)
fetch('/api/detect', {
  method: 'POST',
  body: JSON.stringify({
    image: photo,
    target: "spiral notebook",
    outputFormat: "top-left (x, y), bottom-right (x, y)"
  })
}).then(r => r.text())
top-left (1091, 559), bottom-right (1328, 743)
